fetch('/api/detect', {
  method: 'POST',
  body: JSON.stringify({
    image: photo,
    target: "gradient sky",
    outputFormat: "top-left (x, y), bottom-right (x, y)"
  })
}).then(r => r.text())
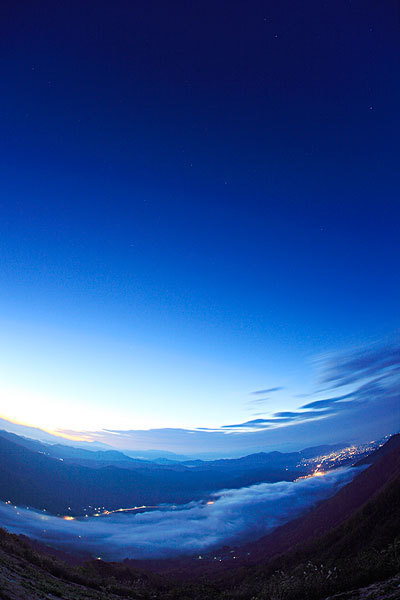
top-left (0, 1), bottom-right (399, 450)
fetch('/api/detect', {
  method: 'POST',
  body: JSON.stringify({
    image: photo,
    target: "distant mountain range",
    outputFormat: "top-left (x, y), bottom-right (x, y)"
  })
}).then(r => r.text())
top-left (0, 429), bottom-right (373, 515)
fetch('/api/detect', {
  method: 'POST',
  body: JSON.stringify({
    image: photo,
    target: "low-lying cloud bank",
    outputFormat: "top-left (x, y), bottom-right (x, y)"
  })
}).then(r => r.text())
top-left (0, 467), bottom-right (358, 560)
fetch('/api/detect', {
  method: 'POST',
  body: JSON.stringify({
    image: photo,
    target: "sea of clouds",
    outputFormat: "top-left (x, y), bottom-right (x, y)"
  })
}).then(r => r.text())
top-left (0, 466), bottom-right (359, 560)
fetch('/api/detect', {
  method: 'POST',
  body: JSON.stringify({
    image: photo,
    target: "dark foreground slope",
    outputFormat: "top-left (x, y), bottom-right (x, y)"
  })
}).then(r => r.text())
top-left (245, 433), bottom-right (400, 563)
top-left (0, 438), bottom-right (399, 599)
top-left (225, 446), bottom-right (400, 600)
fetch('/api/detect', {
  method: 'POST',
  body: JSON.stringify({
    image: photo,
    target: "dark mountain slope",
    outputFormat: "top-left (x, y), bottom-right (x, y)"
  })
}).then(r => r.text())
top-left (246, 436), bottom-right (400, 562)
top-left (0, 527), bottom-right (148, 600)
top-left (0, 429), bottom-right (161, 469)
top-left (355, 432), bottom-right (400, 466)
top-left (0, 435), bottom-right (163, 514)
top-left (216, 445), bottom-right (400, 600)
top-left (304, 456), bottom-right (400, 561)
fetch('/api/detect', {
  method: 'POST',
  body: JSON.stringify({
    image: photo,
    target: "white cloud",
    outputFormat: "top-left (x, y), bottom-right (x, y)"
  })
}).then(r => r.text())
top-left (0, 467), bottom-right (358, 559)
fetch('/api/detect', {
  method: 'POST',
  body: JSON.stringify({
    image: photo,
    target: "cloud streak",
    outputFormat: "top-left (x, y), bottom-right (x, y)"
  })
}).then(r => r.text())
top-left (224, 340), bottom-right (400, 433)
top-left (0, 468), bottom-right (358, 560)
top-left (250, 387), bottom-right (284, 395)
top-left (320, 342), bottom-right (400, 389)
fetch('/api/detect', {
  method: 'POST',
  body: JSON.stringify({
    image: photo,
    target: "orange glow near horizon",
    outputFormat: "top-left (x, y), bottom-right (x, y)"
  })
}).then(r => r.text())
top-left (49, 430), bottom-right (95, 442)
top-left (0, 414), bottom-right (94, 443)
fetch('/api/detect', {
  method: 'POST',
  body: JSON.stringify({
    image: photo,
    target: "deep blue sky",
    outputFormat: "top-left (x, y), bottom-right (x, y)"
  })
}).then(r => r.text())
top-left (0, 1), bottom-right (399, 450)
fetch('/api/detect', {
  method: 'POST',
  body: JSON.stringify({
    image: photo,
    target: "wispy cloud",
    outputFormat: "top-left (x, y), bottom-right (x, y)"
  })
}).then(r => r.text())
top-left (301, 392), bottom-right (353, 410)
top-left (0, 468), bottom-right (358, 559)
top-left (248, 397), bottom-right (270, 404)
top-left (319, 341), bottom-right (400, 389)
top-left (250, 387), bottom-right (284, 395)
top-left (221, 418), bottom-right (280, 429)
top-left (224, 340), bottom-right (400, 433)
top-left (246, 386), bottom-right (284, 410)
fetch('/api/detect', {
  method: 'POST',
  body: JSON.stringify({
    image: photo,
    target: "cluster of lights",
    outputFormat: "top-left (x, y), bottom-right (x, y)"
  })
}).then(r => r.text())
top-left (298, 439), bottom-right (386, 473)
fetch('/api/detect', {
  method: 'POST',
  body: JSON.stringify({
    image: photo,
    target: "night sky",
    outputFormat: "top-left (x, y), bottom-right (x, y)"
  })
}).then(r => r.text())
top-left (1, 1), bottom-right (399, 452)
